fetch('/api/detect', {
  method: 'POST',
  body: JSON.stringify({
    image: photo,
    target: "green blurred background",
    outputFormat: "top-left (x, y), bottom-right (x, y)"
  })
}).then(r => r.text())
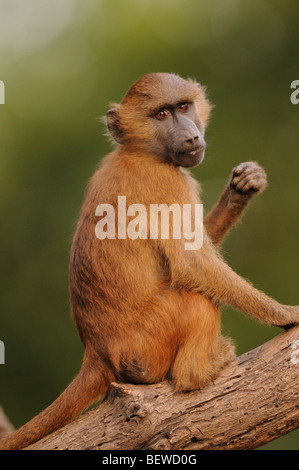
top-left (0, 0), bottom-right (298, 450)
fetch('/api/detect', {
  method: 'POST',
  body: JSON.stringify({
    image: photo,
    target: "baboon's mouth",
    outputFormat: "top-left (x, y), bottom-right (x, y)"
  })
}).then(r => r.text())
top-left (172, 148), bottom-right (205, 168)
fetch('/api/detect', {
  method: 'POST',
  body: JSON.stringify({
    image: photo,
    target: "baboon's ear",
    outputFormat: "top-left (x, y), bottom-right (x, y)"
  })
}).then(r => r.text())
top-left (106, 108), bottom-right (125, 145)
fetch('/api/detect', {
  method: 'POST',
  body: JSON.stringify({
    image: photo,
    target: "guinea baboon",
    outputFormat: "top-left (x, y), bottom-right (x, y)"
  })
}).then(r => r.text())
top-left (1, 72), bottom-right (298, 450)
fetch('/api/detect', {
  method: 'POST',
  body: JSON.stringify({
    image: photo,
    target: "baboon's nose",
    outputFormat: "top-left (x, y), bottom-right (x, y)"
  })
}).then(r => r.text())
top-left (185, 134), bottom-right (199, 146)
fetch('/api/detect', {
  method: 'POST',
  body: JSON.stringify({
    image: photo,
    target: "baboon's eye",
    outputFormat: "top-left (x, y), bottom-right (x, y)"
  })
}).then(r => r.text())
top-left (177, 103), bottom-right (189, 113)
top-left (156, 109), bottom-right (170, 120)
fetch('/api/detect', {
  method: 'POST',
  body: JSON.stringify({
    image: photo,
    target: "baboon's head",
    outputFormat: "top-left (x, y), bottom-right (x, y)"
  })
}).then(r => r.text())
top-left (106, 73), bottom-right (212, 168)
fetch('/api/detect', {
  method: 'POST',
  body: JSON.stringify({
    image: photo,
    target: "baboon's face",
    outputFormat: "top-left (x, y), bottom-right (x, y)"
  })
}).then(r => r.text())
top-left (149, 100), bottom-right (206, 168)
top-left (106, 73), bottom-right (211, 169)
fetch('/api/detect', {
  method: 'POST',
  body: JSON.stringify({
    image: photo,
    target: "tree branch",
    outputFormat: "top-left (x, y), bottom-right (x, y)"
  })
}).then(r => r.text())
top-left (25, 325), bottom-right (299, 450)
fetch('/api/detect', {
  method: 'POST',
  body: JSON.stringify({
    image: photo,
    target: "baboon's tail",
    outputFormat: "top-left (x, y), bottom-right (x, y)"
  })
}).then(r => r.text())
top-left (0, 355), bottom-right (110, 450)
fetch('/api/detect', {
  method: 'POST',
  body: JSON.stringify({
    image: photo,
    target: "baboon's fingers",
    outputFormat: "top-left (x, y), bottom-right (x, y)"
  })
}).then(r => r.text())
top-left (231, 161), bottom-right (267, 195)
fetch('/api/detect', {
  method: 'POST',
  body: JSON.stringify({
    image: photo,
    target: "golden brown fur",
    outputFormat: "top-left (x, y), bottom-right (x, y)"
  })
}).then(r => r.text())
top-left (1, 73), bottom-right (298, 450)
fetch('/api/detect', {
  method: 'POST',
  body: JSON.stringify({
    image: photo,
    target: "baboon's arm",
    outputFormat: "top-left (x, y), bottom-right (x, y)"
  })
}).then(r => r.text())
top-left (158, 238), bottom-right (299, 328)
top-left (204, 162), bottom-right (267, 245)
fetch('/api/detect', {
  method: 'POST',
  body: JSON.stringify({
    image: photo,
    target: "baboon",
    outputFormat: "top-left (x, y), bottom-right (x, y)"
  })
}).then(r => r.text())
top-left (1, 72), bottom-right (298, 450)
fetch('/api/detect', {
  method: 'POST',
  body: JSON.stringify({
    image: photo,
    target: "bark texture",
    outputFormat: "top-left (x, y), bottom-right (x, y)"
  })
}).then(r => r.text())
top-left (22, 325), bottom-right (299, 450)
